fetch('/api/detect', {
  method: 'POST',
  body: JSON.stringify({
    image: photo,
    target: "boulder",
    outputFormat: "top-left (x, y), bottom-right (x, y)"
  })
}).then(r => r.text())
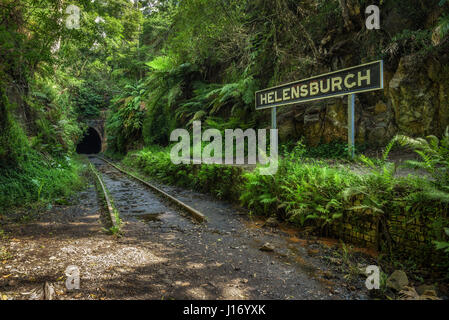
top-left (386, 270), bottom-right (409, 291)
top-left (303, 105), bottom-right (325, 146)
top-left (388, 56), bottom-right (440, 136)
top-left (264, 216), bottom-right (279, 228)
top-left (259, 243), bottom-right (275, 252)
top-left (272, 54), bottom-right (448, 148)
top-left (278, 116), bottom-right (297, 142)
top-left (374, 101), bottom-right (387, 115)
top-left (416, 284), bottom-right (437, 296)
top-left (421, 290), bottom-right (438, 299)
top-left (383, 7), bottom-right (413, 35)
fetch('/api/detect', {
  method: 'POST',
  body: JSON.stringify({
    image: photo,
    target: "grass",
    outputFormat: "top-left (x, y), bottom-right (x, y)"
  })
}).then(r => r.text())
top-left (107, 201), bottom-right (123, 236)
top-left (122, 146), bottom-right (245, 201)
top-left (0, 151), bottom-right (87, 213)
top-left (280, 139), bottom-right (369, 160)
top-left (108, 209), bottom-right (122, 236)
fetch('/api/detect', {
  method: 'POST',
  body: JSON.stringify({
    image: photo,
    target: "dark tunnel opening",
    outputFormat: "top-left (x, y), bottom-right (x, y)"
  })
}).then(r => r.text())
top-left (76, 127), bottom-right (102, 154)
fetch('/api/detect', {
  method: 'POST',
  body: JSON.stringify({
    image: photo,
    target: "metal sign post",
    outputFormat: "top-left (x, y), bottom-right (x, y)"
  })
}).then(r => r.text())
top-left (348, 94), bottom-right (355, 159)
top-left (255, 60), bottom-right (384, 159)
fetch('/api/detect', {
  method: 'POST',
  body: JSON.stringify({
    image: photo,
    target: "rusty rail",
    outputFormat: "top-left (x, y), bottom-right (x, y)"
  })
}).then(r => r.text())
top-left (89, 163), bottom-right (119, 229)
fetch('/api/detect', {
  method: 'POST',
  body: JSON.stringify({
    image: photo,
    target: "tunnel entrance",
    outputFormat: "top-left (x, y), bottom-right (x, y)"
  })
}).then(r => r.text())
top-left (76, 127), bottom-right (102, 154)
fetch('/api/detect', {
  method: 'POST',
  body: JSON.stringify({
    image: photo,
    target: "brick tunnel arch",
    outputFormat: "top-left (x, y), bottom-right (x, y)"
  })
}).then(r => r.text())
top-left (76, 127), bottom-right (102, 154)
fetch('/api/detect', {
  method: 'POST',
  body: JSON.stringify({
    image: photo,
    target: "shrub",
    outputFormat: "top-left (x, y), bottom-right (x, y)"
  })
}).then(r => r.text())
top-left (0, 151), bottom-right (86, 211)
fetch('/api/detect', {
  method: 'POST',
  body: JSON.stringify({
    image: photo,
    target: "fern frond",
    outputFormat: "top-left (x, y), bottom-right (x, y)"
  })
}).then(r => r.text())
top-left (349, 205), bottom-right (384, 214)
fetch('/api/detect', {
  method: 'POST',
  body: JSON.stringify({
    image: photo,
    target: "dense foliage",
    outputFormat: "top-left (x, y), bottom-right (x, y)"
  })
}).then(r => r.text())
top-left (1, 0), bottom-right (449, 273)
top-left (122, 133), bottom-right (449, 269)
top-left (0, 0), bottom-right (144, 210)
top-left (103, 0), bottom-right (449, 153)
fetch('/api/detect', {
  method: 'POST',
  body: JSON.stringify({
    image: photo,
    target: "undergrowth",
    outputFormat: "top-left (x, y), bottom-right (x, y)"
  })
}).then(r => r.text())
top-left (122, 146), bottom-right (244, 201)
top-left (122, 131), bottom-right (449, 271)
top-left (0, 151), bottom-right (86, 213)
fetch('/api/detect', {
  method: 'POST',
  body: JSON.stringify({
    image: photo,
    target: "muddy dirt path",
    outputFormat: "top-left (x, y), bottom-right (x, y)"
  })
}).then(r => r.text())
top-left (0, 157), bottom-right (372, 300)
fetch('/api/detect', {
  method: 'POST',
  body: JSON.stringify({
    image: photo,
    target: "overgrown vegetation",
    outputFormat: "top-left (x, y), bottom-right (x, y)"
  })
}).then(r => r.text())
top-left (123, 146), bottom-right (245, 201)
top-left (122, 130), bottom-right (449, 272)
top-left (1, 0), bottom-right (449, 281)
top-left (1, 0), bottom-right (142, 211)
top-left (0, 152), bottom-right (85, 211)
top-left (102, 0), bottom-right (449, 153)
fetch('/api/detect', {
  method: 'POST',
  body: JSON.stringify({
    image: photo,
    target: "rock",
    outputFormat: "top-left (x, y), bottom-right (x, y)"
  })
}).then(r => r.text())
top-left (421, 290), bottom-right (438, 298)
top-left (278, 116), bottom-right (297, 142)
top-left (416, 284), bottom-right (437, 296)
top-left (386, 270), bottom-right (409, 291)
top-left (388, 56), bottom-right (440, 136)
top-left (438, 283), bottom-right (449, 296)
top-left (383, 8), bottom-right (413, 35)
top-left (321, 99), bottom-right (347, 144)
top-left (374, 101), bottom-right (387, 115)
top-left (368, 126), bottom-right (387, 144)
top-left (268, 52), bottom-right (448, 147)
top-left (264, 216), bottom-right (279, 228)
top-left (303, 105), bottom-right (325, 145)
top-left (259, 243), bottom-right (275, 252)
top-left (7, 279), bottom-right (17, 286)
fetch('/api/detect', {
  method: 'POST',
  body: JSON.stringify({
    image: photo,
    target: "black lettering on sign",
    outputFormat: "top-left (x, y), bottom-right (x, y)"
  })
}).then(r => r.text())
top-left (255, 60), bottom-right (383, 110)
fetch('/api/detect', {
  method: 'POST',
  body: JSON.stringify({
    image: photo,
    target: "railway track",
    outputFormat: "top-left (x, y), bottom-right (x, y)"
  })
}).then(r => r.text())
top-left (89, 155), bottom-right (206, 225)
top-left (81, 155), bottom-right (368, 300)
top-left (89, 162), bottom-right (119, 229)
top-left (1, 154), bottom-right (367, 300)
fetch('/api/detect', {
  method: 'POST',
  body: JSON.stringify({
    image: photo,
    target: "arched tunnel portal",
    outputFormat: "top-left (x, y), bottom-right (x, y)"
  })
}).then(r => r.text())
top-left (76, 127), bottom-right (102, 154)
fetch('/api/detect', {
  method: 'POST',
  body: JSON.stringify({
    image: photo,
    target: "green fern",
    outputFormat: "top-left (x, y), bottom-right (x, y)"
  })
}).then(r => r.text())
top-left (395, 127), bottom-right (449, 186)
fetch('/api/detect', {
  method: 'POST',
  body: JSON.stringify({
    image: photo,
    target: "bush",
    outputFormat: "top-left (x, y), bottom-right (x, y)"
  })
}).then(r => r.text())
top-left (0, 88), bottom-right (29, 167)
top-left (0, 151), bottom-right (86, 211)
top-left (123, 147), bottom-right (244, 200)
